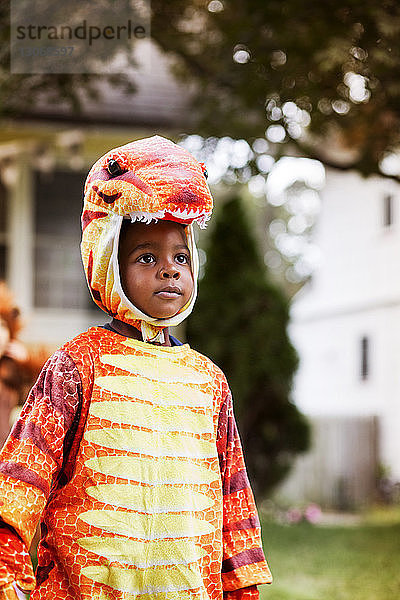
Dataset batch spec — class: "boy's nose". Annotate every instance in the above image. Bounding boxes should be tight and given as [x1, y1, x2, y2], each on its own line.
[160, 266, 180, 279]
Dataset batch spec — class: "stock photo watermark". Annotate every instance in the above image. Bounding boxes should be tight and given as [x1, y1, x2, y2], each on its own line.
[10, 0, 151, 74]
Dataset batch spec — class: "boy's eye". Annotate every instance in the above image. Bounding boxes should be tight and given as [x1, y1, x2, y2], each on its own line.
[176, 253, 190, 265]
[137, 253, 155, 264]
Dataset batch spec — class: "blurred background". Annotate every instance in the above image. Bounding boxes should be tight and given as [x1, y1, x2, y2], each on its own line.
[1, 1, 400, 597]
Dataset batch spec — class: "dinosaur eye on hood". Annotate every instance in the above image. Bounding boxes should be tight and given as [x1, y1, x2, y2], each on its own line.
[107, 159, 126, 178]
[199, 162, 208, 179]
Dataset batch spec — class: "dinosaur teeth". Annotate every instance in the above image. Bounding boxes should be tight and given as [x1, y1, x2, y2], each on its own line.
[127, 209, 211, 227]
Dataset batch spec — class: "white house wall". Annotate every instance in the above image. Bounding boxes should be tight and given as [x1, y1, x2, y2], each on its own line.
[290, 169, 400, 480]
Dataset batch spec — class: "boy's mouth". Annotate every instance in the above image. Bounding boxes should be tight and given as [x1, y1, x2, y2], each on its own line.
[155, 286, 182, 298]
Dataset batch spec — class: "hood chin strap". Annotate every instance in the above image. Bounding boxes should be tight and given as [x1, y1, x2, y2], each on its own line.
[140, 322, 166, 344]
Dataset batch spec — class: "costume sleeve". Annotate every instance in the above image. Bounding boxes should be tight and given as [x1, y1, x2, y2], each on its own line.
[224, 586, 259, 600]
[217, 389, 272, 594]
[0, 525, 36, 597]
[0, 350, 84, 593]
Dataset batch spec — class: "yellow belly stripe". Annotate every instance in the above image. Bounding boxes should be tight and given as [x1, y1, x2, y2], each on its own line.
[85, 455, 218, 485]
[85, 429, 215, 459]
[94, 376, 213, 409]
[81, 563, 202, 594]
[91, 591, 116, 600]
[121, 592, 198, 600]
[89, 401, 212, 434]
[91, 591, 200, 600]
[85, 484, 214, 512]
[100, 354, 211, 384]
[77, 536, 206, 566]
[78, 510, 214, 539]
[91, 591, 112, 600]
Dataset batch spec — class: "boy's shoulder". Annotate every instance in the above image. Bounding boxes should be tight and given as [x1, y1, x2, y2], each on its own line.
[56, 326, 110, 368]
[60, 326, 103, 353]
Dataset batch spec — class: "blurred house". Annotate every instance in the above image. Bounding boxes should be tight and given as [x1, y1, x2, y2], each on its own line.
[0, 40, 190, 349]
[284, 168, 400, 507]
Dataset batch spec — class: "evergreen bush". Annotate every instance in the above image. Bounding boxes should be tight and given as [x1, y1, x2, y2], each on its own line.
[187, 196, 310, 496]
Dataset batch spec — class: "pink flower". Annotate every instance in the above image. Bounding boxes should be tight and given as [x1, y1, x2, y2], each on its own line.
[304, 503, 322, 524]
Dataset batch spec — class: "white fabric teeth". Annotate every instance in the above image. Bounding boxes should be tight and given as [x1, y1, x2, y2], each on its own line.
[129, 211, 165, 224]
[129, 210, 211, 229]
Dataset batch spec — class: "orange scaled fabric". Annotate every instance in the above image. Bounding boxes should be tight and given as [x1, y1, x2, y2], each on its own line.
[0, 528, 35, 596]
[0, 327, 271, 599]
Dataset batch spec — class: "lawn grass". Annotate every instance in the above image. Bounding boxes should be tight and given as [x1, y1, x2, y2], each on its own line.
[259, 512, 400, 600]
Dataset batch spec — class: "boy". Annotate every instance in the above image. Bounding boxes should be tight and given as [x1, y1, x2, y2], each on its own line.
[0, 136, 272, 599]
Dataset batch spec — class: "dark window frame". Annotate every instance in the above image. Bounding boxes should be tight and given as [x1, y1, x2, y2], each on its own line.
[33, 169, 96, 311]
[360, 336, 369, 381]
[383, 194, 394, 228]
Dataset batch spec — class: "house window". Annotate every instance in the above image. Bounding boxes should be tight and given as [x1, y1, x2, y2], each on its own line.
[34, 169, 94, 310]
[383, 194, 394, 227]
[0, 181, 8, 280]
[360, 336, 369, 381]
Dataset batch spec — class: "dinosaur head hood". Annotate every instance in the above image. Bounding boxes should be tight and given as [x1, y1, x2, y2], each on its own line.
[81, 135, 213, 342]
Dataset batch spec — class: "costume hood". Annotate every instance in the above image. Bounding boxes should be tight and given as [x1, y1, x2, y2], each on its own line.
[81, 136, 213, 342]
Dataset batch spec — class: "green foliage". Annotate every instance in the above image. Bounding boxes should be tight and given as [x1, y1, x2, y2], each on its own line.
[151, 0, 400, 179]
[2, 0, 400, 178]
[187, 196, 309, 495]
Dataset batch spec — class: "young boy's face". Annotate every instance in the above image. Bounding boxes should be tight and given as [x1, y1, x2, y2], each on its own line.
[119, 220, 194, 319]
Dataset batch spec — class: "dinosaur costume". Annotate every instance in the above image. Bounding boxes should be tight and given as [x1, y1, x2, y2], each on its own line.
[0, 137, 272, 600]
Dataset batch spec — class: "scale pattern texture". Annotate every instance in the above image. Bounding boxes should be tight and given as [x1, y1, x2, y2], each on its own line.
[0, 328, 271, 599]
